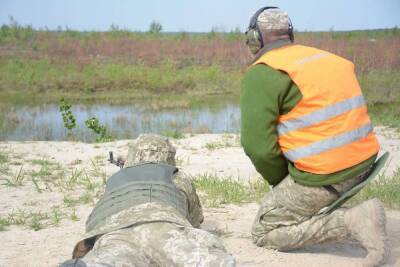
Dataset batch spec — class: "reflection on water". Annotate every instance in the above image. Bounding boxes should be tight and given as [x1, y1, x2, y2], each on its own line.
[0, 100, 240, 141]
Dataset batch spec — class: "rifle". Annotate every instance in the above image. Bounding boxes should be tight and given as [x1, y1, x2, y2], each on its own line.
[108, 151, 125, 168]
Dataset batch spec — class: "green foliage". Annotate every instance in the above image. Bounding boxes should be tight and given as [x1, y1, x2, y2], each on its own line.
[0, 218, 10, 231]
[352, 168, 400, 209]
[2, 166, 25, 186]
[149, 21, 162, 34]
[0, 16, 34, 42]
[193, 174, 270, 207]
[85, 117, 113, 142]
[59, 98, 77, 132]
[162, 129, 185, 139]
[0, 152, 8, 164]
[227, 26, 243, 41]
[30, 213, 43, 231]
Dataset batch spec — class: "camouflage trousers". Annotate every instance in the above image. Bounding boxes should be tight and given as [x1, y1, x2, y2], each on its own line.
[81, 222, 236, 267]
[251, 172, 369, 251]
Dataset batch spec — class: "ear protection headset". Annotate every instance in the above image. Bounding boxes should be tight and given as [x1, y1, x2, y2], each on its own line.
[245, 6, 294, 47]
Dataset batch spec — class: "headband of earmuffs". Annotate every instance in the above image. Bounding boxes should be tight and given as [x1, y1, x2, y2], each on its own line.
[245, 6, 294, 48]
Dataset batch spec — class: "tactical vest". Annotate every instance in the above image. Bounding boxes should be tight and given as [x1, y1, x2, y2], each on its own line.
[86, 163, 188, 232]
[253, 45, 380, 174]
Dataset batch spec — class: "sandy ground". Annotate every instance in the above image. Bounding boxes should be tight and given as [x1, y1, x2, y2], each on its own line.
[0, 128, 399, 267]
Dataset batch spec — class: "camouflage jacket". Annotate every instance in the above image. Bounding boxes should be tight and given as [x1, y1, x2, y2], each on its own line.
[72, 171, 204, 258]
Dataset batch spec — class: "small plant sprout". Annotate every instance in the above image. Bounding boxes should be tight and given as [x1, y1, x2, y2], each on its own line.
[85, 117, 113, 143]
[59, 98, 77, 136]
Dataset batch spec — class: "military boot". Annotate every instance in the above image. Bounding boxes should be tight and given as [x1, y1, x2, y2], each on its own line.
[344, 198, 389, 267]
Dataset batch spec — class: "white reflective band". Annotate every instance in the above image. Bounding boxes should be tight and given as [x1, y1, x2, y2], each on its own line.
[283, 123, 373, 162]
[277, 95, 366, 136]
[294, 52, 329, 65]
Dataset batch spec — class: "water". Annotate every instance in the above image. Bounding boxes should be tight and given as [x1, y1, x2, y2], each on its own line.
[0, 100, 241, 141]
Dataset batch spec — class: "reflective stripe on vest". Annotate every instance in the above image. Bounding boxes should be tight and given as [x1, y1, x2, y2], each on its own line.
[253, 45, 380, 174]
[277, 95, 366, 136]
[283, 123, 373, 162]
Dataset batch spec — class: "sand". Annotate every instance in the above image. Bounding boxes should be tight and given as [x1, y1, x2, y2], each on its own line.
[0, 128, 399, 267]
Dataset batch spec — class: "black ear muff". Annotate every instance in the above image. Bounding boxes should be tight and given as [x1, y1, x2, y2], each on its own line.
[288, 17, 294, 42]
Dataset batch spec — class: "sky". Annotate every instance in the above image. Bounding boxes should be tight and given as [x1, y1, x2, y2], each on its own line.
[0, 0, 399, 32]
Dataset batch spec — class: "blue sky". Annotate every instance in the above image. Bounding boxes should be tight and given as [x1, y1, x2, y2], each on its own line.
[0, 0, 399, 32]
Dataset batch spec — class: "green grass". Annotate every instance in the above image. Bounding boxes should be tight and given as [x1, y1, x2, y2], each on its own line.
[352, 168, 400, 209]
[194, 170, 400, 209]
[162, 129, 185, 139]
[360, 70, 400, 129]
[0, 218, 10, 231]
[193, 174, 270, 207]
[0, 151, 8, 164]
[0, 58, 241, 104]
[0, 151, 9, 175]
[2, 166, 25, 186]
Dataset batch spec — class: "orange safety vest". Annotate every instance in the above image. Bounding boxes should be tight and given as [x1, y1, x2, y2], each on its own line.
[253, 45, 380, 174]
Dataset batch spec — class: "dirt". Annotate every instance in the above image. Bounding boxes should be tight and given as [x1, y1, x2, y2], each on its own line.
[0, 129, 399, 267]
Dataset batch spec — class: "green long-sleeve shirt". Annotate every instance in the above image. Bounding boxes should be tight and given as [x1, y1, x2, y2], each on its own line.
[240, 58, 376, 187]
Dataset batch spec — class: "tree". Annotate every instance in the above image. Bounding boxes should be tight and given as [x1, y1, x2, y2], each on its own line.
[149, 21, 162, 34]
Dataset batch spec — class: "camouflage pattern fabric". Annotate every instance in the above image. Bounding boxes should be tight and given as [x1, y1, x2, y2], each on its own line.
[82, 222, 235, 267]
[257, 9, 290, 31]
[72, 171, 204, 258]
[251, 172, 368, 250]
[246, 8, 291, 56]
[68, 134, 235, 266]
[125, 134, 176, 166]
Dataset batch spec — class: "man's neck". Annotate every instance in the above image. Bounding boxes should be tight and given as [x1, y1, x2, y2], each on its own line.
[252, 39, 292, 64]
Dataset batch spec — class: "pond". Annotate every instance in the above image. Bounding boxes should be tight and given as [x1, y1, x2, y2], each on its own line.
[0, 99, 241, 141]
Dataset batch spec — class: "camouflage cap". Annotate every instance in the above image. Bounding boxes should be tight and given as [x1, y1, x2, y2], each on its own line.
[125, 134, 176, 166]
[257, 8, 290, 31]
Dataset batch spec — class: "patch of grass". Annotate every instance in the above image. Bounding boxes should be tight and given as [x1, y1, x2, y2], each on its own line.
[0, 151, 9, 164]
[50, 207, 63, 226]
[2, 166, 25, 186]
[30, 213, 44, 231]
[31, 176, 43, 193]
[194, 169, 400, 209]
[0, 59, 241, 104]
[0, 218, 10, 231]
[7, 210, 28, 225]
[205, 142, 218, 151]
[162, 129, 185, 139]
[193, 174, 269, 207]
[31, 159, 57, 166]
[0, 151, 9, 175]
[70, 209, 79, 221]
[352, 168, 400, 209]
[6, 208, 72, 230]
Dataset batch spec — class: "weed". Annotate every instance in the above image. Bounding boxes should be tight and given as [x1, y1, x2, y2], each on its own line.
[7, 210, 28, 225]
[31, 176, 43, 193]
[31, 159, 57, 166]
[88, 159, 106, 185]
[30, 214, 43, 231]
[70, 209, 79, 221]
[85, 117, 113, 142]
[162, 129, 185, 139]
[352, 168, 400, 209]
[59, 98, 77, 134]
[2, 166, 25, 186]
[0, 218, 10, 231]
[193, 174, 268, 207]
[205, 143, 218, 151]
[31, 165, 52, 180]
[0, 151, 8, 164]
[51, 207, 63, 226]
